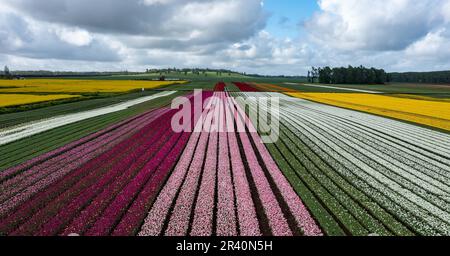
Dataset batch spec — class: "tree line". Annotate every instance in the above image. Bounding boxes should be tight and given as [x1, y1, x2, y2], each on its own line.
[388, 71, 450, 84]
[308, 66, 387, 84]
[146, 68, 240, 77]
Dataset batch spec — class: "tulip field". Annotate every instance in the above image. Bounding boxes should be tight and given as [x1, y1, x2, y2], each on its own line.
[233, 91, 450, 236]
[0, 81, 449, 236]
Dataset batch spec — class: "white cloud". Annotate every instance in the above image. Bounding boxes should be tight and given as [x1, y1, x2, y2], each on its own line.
[306, 0, 448, 51]
[55, 28, 93, 47]
[405, 28, 450, 59]
[1, 0, 450, 74]
[0, 11, 121, 62]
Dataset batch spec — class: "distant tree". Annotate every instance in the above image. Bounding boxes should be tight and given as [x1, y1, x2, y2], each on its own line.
[309, 67, 320, 83]
[4, 66, 12, 79]
[318, 67, 332, 84]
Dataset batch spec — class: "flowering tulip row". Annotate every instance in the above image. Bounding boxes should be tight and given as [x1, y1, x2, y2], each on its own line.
[233, 82, 260, 92]
[138, 92, 322, 236]
[214, 82, 226, 92]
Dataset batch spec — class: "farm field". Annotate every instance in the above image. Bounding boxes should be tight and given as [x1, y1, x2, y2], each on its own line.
[287, 92, 450, 132]
[0, 79, 449, 237]
[0, 94, 80, 108]
[0, 79, 185, 94]
[233, 92, 450, 236]
[278, 82, 450, 95]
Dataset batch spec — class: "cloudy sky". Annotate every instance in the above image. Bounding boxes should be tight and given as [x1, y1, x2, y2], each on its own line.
[1, 0, 450, 75]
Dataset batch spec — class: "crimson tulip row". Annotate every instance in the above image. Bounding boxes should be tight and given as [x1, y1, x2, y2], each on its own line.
[233, 82, 260, 92]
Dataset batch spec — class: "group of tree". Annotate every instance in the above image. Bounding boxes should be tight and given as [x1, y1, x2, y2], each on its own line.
[146, 68, 239, 77]
[388, 71, 450, 84]
[0, 66, 13, 79]
[308, 66, 387, 84]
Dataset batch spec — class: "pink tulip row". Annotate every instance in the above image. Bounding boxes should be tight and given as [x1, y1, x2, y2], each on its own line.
[163, 95, 219, 236]
[110, 94, 208, 236]
[225, 95, 293, 236]
[138, 92, 322, 236]
[138, 93, 264, 236]
[17, 111, 176, 236]
[0, 109, 170, 235]
[217, 94, 261, 236]
[189, 119, 219, 236]
[0, 109, 165, 205]
[138, 93, 216, 236]
[229, 96, 323, 236]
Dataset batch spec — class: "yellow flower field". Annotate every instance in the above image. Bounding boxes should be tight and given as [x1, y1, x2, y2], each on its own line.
[0, 94, 80, 108]
[0, 79, 185, 94]
[287, 92, 450, 131]
[251, 83, 297, 92]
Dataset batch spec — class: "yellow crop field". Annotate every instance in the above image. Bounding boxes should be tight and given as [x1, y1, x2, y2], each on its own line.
[288, 92, 450, 131]
[252, 83, 296, 92]
[0, 79, 185, 94]
[0, 94, 80, 108]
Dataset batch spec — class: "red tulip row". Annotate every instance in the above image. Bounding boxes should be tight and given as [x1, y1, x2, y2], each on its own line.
[214, 82, 226, 92]
[233, 82, 260, 92]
